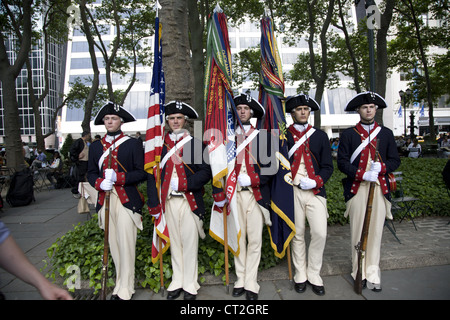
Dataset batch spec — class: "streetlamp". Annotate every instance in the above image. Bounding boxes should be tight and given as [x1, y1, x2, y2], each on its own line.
[399, 88, 412, 137]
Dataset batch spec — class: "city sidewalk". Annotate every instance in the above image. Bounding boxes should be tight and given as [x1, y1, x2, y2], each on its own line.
[1, 188, 449, 300]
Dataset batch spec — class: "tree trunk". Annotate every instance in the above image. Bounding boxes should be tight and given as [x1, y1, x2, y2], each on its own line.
[375, 0, 395, 125]
[306, 0, 335, 128]
[0, 73, 25, 169]
[160, 0, 194, 105]
[79, 0, 100, 134]
[407, 0, 435, 140]
[187, 0, 204, 119]
[0, 0, 33, 170]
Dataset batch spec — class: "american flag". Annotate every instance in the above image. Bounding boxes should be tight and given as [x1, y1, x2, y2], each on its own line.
[144, 16, 169, 264]
[144, 16, 165, 175]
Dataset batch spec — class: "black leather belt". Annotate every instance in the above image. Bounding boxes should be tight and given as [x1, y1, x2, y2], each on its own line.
[170, 191, 184, 197]
[240, 187, 250, 191]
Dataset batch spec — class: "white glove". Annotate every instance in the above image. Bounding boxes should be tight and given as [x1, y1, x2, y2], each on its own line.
[363, 170, 378, 182]
[104, 168, 117, 182]
[214, 199, 228, 208]
[370, 160, 382, 173]
[170, 178, 179, 191]
[100, 179, 114, 191]
[299, 177, 317, 190]
[238, 174, 251, 187]
[151, 212, 161, 220]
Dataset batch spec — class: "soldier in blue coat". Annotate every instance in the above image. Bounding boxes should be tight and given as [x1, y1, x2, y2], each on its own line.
[147, 101, 211, 300]
[213, 94, 276, 300]
[337, 92, 400, 292]
[87, 102, 147, 300]
[285, 94, 333, 296]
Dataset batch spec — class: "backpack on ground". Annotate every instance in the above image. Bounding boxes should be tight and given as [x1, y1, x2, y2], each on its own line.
[6, 168, 35, 207]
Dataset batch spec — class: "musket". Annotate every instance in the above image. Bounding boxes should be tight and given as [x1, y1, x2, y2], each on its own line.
[354, 140, 380, 294]
[100, 149, 112, 300]
[223, 203, 229, 294]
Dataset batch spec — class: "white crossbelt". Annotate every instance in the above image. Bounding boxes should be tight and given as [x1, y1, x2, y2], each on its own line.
[160, 135, 193, 170]
[350, 126, 381, 163]
[235, 129, 259, 156]
[98, 136, 130, 170]
[288, 128, 316, 158]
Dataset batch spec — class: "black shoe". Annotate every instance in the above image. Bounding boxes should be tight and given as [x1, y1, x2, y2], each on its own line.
[167, 288, 182, 300]
[246, 290, 258, 300]
[362, 279, 382, 292]
[294, 281, 307, 293]
[311, 284, 325, 296]
[184, 291, 197, 300]
[110, 294, 123, 300]
[232, 287, 245, 297]
[308, 281, 325, 296]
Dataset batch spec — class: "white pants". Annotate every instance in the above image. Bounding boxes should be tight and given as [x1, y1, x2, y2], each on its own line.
[165, 196, 203, 295]
[98, 190, 142, 300]
[234, 190, 264, 294]
[291, 187, 328, 286]
[345, 181, 391, 286]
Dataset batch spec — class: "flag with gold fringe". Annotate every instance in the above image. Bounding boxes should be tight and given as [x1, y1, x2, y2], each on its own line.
[258, 16, 295, 258]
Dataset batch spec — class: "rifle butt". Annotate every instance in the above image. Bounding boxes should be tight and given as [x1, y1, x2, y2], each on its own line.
[354, 250, 363, 294]
[100, 265, 108, 300]
[354, 270, 363, 294]
[100, 190, 111, 300]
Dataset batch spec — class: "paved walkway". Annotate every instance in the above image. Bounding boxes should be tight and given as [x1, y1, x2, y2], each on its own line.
[1, 188, 450, 301]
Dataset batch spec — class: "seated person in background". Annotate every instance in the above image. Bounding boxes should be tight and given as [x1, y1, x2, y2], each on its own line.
[30, 149, 47, 170]
[407, 138, 421, 158]
[46, 152, 62, 188]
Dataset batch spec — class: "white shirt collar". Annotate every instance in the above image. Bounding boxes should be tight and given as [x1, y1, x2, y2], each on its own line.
[293, 123, 309, 132]
[361, 122, 375, 133]
[105, 134, 121, 144]
[169, 129, 189, 142]
[236, 124, 251, 134]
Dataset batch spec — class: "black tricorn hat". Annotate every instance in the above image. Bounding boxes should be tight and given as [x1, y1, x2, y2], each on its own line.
[165, 101, 198, 119]
[233, 93, 265, 119]
[93, 101, 136, 125]
[285, 94, 320, 113]
[344, 91, 387, 112]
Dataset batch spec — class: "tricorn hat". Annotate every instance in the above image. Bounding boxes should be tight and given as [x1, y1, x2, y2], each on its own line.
[165, 101, 198, 119]
[93, 101, 136, 125]
[344, 91, 387, 112]
[234, 93, 265, 119]
[285, 94, 320, 113]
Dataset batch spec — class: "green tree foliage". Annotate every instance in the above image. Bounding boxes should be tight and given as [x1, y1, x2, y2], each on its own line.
[390, 0, 449, 139]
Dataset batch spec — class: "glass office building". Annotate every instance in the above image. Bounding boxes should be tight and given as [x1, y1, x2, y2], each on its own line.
[0, 34, 66, 148]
